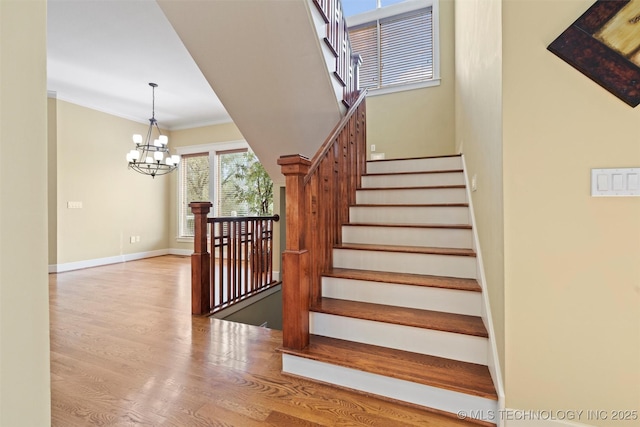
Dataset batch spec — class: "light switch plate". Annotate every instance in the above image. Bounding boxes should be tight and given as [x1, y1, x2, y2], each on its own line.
[591, 168, 640, 197]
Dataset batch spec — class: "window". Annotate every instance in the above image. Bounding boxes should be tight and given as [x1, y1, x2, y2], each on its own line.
[177, 142, 273, 239]
[346, 0, 438, 92]
[179, 153, 210, 237]
[217, 150, 250, 217]
[342, 0, 408, 17]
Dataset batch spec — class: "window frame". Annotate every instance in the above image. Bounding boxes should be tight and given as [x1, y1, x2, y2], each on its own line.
[346, 0, 440, 96]
[175, 140, 249, 242]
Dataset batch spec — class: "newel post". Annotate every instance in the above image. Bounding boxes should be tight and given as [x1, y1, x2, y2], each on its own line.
[189, 202, 212, 315]
[277, 155, 311, 350]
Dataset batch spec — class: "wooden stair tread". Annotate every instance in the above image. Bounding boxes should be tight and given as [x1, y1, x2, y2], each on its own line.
[336, 243, 477, 257]
[363, 169, 463, 177]
[324, 268, 481, 292]
[311, 298, 488, 338]
[279, 335, 497, 400]
[358, 185, 466, 191]
[367, 154, 462, 162]
[344, 222, 472, 230]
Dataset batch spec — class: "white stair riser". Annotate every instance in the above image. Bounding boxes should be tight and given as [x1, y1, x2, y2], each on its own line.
[356, 187, 467, 205]
[282, 355, 498, 424]
[350, 206, 470, 225]
[310, 312, 488, 365]
[342, 225, 473, 249]
[333, 249, 477, 279]
[322, 277, 482, 316]
[367, 156, 462, 174]
[362, 172, 465, 188]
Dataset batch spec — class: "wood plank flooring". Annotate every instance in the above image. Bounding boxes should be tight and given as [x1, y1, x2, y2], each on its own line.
[50, 255, 481, 426]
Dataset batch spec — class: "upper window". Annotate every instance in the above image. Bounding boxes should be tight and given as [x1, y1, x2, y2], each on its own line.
[346, 0, 438, 93]
[342, 0, 408, 17]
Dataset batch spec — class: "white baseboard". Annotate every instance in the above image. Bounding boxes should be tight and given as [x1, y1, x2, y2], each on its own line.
[168, 248, 192, 256]
[461, 154, 506, 417]
[50, 249, 170, 273]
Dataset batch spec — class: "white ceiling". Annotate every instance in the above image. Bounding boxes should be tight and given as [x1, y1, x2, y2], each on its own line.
[47, 0, 230, 130]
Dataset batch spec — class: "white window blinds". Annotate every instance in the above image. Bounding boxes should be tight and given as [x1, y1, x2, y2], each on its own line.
[217, 149, 249, 217]
[350, 24, 379, 89]
[179, 153, 209, 237]
[349, 7, 433, 90]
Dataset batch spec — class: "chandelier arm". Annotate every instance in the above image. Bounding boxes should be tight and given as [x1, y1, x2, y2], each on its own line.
[153, 120, 164, 137]
[146, 120, 154, 146]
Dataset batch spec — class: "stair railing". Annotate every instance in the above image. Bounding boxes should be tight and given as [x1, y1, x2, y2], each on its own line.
[190, 201, 280, 315]
[312, 0, 362, 107]
[278, 89, 367, 349]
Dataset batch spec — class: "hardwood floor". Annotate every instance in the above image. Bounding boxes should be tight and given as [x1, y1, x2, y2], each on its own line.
[50, 255, 480, 426]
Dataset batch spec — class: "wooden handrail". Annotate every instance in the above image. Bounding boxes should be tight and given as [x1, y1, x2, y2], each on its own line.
[278, 91, 367, 350]
[305, 89, 368, 183]
[190, 201, 280, 315]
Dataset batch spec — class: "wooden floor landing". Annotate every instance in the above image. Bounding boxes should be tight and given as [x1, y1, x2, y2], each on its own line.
[50, 255, 480, 426]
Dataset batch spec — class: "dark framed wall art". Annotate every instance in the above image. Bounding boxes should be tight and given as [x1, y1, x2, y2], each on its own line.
[548, 0, 640, 107]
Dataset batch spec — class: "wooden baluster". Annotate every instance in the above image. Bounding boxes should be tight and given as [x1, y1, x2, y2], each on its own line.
[242, 219, 249, 293]
[278, 155, 311, 350]
[189, 202, 212, 315]
[235, 221, 240, 301]
[216, 222, 225, 305]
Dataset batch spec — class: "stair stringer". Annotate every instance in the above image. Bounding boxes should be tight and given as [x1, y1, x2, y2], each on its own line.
[461, 154, 506, 425]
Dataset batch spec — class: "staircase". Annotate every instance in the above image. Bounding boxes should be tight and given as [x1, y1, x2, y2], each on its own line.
[280, 154, 498, 424]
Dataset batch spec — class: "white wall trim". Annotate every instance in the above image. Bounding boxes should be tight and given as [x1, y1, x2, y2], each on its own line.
[168, 248, 192, 256]
[174, 139, 248, 156]
[50, 249, 170, 273]
[461, 154, 506, 425]
[366, 78, 442, 97]
[168, 116, 234, 131]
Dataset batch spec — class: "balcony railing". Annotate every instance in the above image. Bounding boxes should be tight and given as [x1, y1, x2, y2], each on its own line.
[313, 0, 362, 108]
[189, 202, 280, 315]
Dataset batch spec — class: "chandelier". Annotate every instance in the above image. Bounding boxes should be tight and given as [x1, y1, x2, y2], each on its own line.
[126, 83, 179, 178]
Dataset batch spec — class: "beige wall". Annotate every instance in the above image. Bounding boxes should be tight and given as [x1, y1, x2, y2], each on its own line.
[454, 0, 505, 384]
[502, 0, 640, 422]
[0, 0, 51, 425]
[366, 0, 456, 159]
[54, 100, 170, 264]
